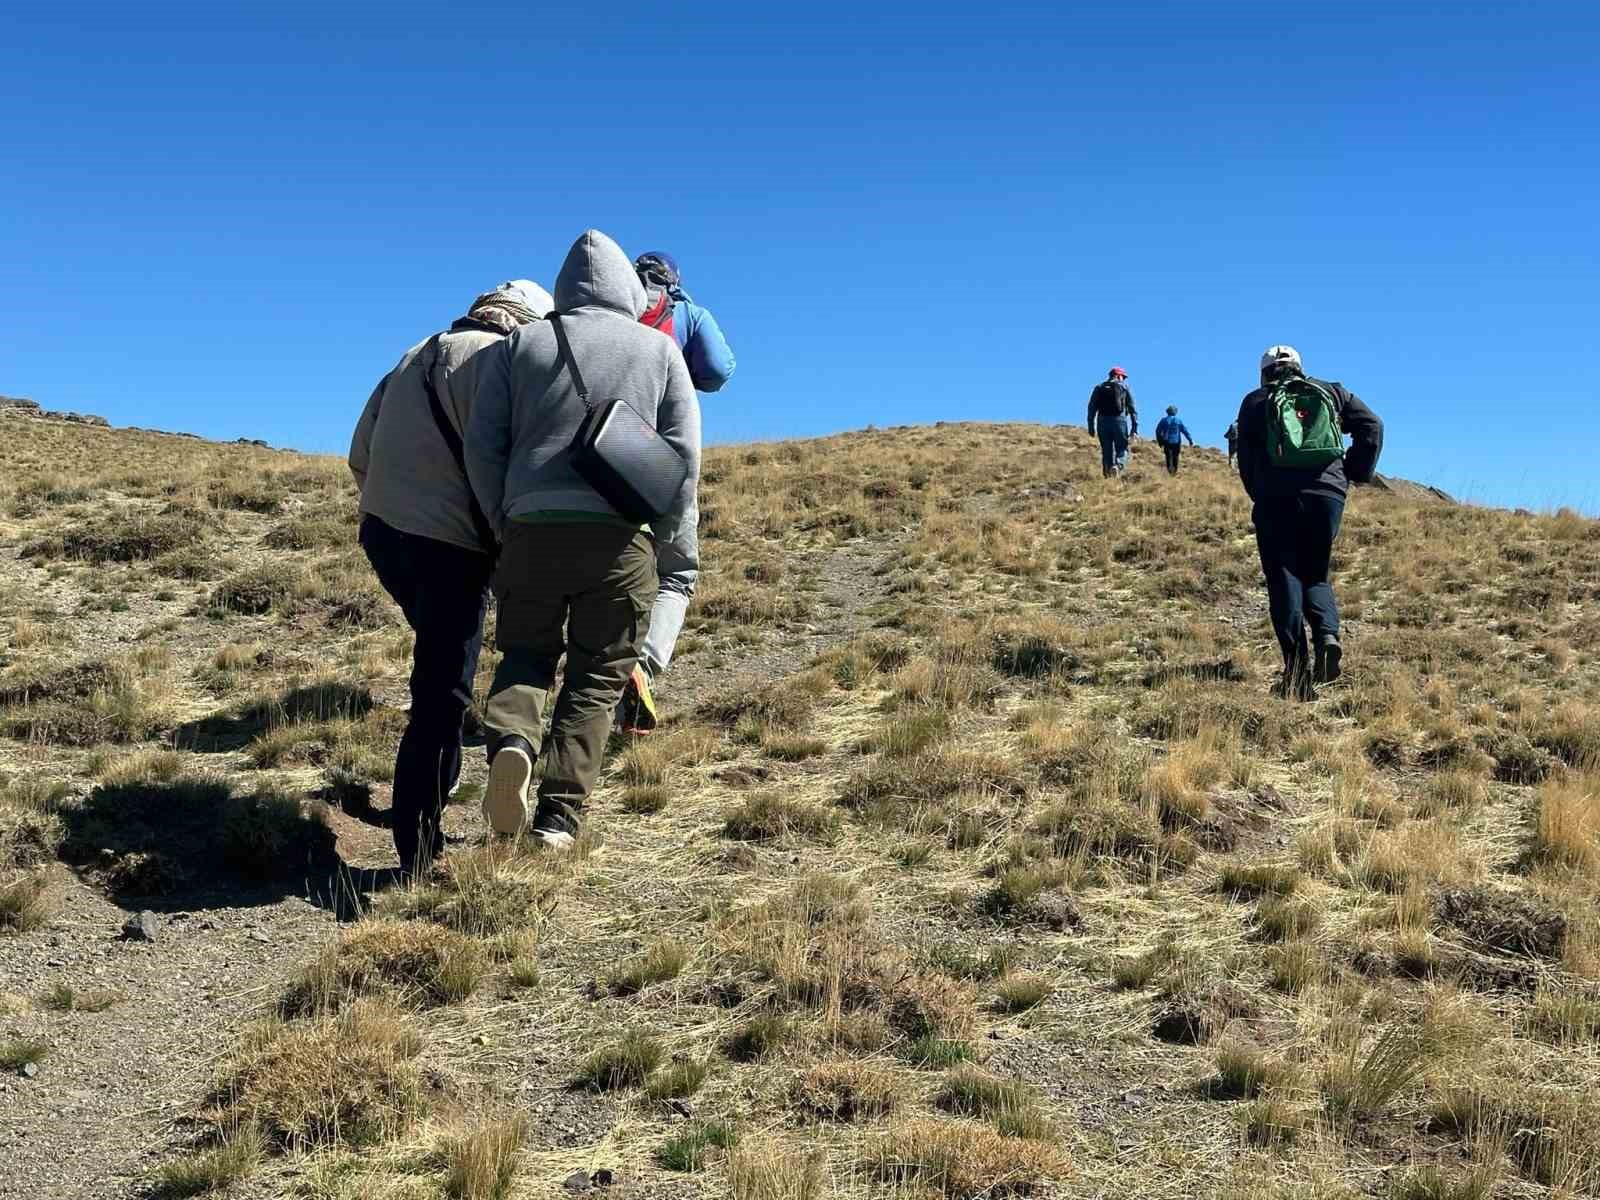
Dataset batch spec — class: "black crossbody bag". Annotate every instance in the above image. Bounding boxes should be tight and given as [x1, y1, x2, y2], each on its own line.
[417, 337, 499, 560]
[548, 312, 689, 524]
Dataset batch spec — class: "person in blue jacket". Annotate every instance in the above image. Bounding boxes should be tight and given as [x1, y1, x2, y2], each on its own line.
[1154, 405, 1195, 475]
[618, 251, 737, 732]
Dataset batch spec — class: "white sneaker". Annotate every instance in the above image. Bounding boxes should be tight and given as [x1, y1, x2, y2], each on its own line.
[482, 745, 532, 836]
[531, 828, 576, 851]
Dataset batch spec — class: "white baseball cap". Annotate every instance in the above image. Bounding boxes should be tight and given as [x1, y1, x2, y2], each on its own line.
[1260, 345, 1303, 373]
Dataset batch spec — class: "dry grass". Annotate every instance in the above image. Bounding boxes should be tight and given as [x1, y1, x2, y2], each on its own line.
[207, 1001, 427, 1151]
[6, 418, 1600, 1198]
[726, 1140, 825, 1200]
[575, 1030, 664, 1090]
[867, 1120, 1066, 1197]
[792, 1060, 901, 1120]
[607, 938, 689, 995]
[1533, 773, 1599, 870]
[149, 1125, 264, 1198]
[438, 1114, 528, 1200]
[282, 921, 487, 1014]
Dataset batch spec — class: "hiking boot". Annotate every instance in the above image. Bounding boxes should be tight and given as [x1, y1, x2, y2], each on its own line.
[483, 736, 534, 836]
[1314, 636, 1343, 685]
[617, 664, 659, 735]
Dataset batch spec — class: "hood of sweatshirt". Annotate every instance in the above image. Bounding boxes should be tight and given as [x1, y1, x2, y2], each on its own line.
[554, 230, 647, 319]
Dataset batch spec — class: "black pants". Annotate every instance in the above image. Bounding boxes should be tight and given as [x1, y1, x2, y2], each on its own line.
[359, 515, 493, 872]
[1163, 443, 1182, 474]
[1252, 494, 1344, 669]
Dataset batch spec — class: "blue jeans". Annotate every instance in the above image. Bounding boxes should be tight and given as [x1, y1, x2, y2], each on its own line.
[1096, 416, 1130, 475]
[359, 515, 492, 872]
[638, 494, 700, 679]
[1252, 494, 1345, 669]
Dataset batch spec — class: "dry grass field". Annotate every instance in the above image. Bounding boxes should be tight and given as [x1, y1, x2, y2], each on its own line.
[2, 410, 1598, 1200]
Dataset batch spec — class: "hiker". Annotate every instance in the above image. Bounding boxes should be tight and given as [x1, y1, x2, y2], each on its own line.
[1225, 421, 1239, 469]
[348, 280, 553, 873]
[618, 251, 737, 732]
[1234, 345, 1383, 700]
[1087, 366, 1138, 476]
[465, 230, 701, 849]
[1155, 405, 1195, 475]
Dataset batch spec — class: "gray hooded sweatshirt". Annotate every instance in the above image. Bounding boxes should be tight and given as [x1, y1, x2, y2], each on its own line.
[349, 279, 553, 553]
[465, 231, 701, 570]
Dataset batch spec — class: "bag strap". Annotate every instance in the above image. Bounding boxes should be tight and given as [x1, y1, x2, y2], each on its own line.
[547, 313, 593, 413]
[418, 336, 498, 556]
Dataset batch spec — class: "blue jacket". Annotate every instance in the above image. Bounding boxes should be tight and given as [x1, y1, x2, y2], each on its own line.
[656, 287, 735, 393]
[1155, 415, 1193, 446]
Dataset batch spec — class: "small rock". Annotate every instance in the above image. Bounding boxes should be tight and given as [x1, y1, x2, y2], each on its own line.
[563, 1170, 592, 1193]
[21, 1062, 39, 1079]
[471, 1034, 488, 1046]
[120, 912, 160, 942]
[248, 931, 271, 944]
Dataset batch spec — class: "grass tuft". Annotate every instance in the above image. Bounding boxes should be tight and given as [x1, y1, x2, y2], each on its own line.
[575, 1030, 664, 1090]
[608, 939, 689, 996]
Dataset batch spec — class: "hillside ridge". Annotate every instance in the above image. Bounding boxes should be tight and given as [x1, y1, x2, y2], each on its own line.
[1, 415, 1597, 1200]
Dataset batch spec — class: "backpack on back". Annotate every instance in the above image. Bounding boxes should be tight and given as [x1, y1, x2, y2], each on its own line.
[1092, 381, 1129, 418]
[640, 288, 675, 340]
[1267, 377, 1344, 468]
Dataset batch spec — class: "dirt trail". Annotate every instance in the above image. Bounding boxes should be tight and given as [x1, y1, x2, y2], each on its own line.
[0, 535, 906, 1200]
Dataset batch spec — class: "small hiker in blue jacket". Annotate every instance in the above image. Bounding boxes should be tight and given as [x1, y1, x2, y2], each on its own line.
[1154, 406, 1195, 475]
[619, 251, 738, 734]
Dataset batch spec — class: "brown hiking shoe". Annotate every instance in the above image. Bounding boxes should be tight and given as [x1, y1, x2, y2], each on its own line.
[618, 665, 659, 735]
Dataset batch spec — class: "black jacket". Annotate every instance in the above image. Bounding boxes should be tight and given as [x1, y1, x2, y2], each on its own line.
[1236, 376, 1383, 504]
[1087, 381, 1138, 434]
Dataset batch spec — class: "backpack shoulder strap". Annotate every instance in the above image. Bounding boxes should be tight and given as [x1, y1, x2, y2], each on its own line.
[418, 336, 498, 556]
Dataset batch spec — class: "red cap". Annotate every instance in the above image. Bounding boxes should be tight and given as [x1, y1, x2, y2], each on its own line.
[1110, 366, 1127, 378]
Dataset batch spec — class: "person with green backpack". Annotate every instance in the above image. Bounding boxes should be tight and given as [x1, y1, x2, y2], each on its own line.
[1234, 345, 1383, 700]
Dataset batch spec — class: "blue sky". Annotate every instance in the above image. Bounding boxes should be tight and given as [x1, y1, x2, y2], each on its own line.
[2, 2, 1596, 510]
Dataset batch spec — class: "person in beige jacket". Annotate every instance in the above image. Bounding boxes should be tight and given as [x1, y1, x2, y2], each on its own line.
[348, 279, 552, 875]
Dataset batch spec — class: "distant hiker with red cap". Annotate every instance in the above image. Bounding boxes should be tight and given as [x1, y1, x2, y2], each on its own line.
[1234, 345, 1383, 700]
[1088, 366, 1138, 477]
[618, 250, 737, 734]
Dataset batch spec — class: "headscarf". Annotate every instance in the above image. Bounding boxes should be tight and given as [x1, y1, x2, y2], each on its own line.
[451, 279, 553, 336]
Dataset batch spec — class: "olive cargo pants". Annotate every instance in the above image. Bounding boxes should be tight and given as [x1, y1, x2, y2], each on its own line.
[484, 521, 657, 833]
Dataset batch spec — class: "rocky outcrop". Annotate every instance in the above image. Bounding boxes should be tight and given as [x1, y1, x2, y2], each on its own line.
[1, 395, 110, 428]
[1369, 474, 1456, 504]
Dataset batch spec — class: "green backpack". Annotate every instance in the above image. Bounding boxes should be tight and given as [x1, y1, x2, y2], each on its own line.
[1267, 377, 1344, 469]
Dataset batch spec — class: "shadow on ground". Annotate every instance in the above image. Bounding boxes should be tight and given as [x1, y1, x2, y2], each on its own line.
[60, 776, 340, 911]
[172, 681, 375, 753]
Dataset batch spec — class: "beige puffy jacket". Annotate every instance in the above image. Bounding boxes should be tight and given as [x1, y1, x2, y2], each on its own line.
[349, 281, 552, 552]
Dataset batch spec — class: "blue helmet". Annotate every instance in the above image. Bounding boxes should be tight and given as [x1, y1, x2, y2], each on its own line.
[634, 251, 680, 289]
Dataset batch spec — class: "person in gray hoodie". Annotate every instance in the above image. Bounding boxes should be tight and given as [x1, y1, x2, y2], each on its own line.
[466, 231, 701, 849]
[349, 279, 553, 874]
